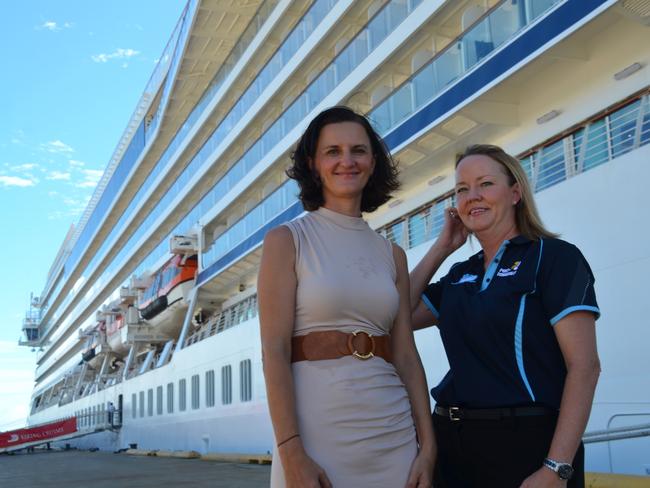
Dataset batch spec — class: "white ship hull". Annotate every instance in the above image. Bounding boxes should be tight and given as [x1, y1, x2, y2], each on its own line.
[21, 0, 650, 478]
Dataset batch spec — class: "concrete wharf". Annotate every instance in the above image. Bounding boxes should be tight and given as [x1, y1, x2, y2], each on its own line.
[0, 449, 270, 488]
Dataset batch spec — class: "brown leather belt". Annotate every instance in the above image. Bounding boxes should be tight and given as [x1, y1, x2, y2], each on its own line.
[291, 330, 392, 363]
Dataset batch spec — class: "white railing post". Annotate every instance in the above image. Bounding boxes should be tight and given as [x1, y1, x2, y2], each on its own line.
[632, 94, 648, 150]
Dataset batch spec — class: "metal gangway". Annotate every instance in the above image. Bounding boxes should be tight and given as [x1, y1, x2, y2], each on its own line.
[0, 409, 122, 454]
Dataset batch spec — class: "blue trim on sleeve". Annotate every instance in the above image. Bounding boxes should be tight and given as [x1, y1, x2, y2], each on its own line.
[421, 293, 439, 320]
[550, 305, 601, 326]
[513, 239, 544, 402]
[481, 240, 509, 291]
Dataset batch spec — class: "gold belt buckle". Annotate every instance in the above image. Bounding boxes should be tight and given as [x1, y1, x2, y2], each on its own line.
[348, 330, 375, 360]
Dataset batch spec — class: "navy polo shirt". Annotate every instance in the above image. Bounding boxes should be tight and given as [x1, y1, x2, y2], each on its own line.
[422, 236, 599, 409]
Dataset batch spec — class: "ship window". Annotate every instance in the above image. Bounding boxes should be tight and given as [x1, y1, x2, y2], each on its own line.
[642, 97, 650, 144]
[610, 99, 641, 159]
[132, 394, 137, 419]
[157, 386, 163, 415]
[191, 374, 200, 410]
[206, 370, 215, 407]
[147, 388, 154, 417]
[222, 365, 232, 405]
[525, 0, 558, 21]
[139, 391, 145, 418]
[535, 139, 566, 191]
[167, 382, 174, 414]
[179, 378, 187, 411]
[92, 406, 96, 426]
[240, 359, 252, 402]
[581, 118, 608, 171]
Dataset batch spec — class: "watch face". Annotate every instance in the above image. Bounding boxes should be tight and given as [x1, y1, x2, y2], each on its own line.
[557, 464, 574, 480]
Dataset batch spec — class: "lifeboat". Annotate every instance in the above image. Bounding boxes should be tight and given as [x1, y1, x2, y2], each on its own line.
[80, 321, 106, 369]
[105, 312, 128, 356]
[137, 254, 197, 336]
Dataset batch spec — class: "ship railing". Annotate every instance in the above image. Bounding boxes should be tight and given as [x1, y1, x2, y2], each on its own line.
[368, 0, 563, 135]
[583, 422, 650, 444]
[184, 294, 259, 347]
[75, 406, 122, 432]
[33, 0, 286, 341]
[378, 92, 650, 249]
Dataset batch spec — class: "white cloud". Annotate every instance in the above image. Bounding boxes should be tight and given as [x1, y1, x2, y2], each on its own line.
[42, 140, 74, 154]
[68, 159, 85, 167]
[40, 21, 72, 32]
[76, 168, 103, 188]
[10, 129, 26, 145]
[42, 21, 59, 31]
[46, 171, 71, 181]
[0, 175, 36, 187]
[10, 163, 39, 172]
[92, 48, 140, 64]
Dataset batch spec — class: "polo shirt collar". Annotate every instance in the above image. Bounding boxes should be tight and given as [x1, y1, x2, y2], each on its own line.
[467, 235, 532, 291]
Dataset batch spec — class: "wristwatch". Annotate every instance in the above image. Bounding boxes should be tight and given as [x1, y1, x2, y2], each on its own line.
[543, 458, 574, 480]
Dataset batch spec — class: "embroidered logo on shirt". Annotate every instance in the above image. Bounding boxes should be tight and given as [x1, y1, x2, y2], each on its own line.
[452, 273, 478, 285]
[496, 260, 521, 277]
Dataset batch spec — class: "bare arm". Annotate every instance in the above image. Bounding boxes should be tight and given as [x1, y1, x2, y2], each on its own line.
[520, 311, 600, 487]
[391, 244, 436, 488]
[258, 226, 331, 488]
[409, 207, 469, 329]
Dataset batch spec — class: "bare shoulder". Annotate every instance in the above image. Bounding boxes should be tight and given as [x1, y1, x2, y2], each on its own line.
[264, 225, 293, 245]
[390, 242, 407, 266]
[390, 242, 409, 277]
[261, 225, 295, 264]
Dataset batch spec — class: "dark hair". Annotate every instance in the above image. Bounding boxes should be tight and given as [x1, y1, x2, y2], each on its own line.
[287, 106, 399, 213]
[456, 144, 558, 240]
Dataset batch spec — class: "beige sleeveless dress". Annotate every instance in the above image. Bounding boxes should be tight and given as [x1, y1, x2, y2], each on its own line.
[270, 207, 417, 488]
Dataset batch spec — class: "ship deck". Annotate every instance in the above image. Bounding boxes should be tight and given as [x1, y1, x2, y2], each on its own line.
[0, 449, 270, 488]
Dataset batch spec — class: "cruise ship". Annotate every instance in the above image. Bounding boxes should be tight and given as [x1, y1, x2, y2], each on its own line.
[12, 0, 650, 477]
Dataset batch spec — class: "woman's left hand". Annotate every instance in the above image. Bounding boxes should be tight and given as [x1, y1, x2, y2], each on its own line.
[519, 467, 567, 487]
[405, 449, 434, 488]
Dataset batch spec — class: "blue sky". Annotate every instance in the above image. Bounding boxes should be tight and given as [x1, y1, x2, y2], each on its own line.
[0, 1, 185, 430]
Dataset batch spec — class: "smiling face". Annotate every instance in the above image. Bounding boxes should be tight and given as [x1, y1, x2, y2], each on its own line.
[454, 154, 521, 238]
[312, 121, 375, 212]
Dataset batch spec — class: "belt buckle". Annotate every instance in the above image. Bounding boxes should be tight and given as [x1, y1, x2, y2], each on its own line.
[348, 330, 375, 360]
[449, 406, 461, 422]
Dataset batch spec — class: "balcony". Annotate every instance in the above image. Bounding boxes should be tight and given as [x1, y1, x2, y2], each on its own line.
[19, 315, 41, 347]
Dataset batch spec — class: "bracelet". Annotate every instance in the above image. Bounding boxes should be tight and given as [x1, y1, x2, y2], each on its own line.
[277, 433, 300, 448]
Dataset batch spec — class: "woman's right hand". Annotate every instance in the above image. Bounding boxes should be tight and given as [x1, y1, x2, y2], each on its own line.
[435, 207, 468, 254]
[281, 441, 333, 488]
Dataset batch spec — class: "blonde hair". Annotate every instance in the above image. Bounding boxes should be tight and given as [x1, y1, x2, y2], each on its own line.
[456, 144, 558, 240]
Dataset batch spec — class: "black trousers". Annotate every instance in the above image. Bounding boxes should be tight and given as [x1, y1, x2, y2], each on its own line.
[433, 410, 585, 488]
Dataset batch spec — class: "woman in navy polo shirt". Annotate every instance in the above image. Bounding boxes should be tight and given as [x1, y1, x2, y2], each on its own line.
[410, 144, 600, 487]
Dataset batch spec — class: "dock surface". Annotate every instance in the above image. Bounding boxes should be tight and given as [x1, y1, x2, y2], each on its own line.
[0, 449, 270, 487]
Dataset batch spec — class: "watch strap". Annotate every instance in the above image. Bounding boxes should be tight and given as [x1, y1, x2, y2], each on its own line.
[543, 458, 574, 480]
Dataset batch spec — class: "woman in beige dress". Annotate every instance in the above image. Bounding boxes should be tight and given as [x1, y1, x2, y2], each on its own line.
[258, 106, 434, 488]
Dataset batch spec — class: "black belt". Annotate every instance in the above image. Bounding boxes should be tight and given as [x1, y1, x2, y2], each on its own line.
[434, 405, 557, 422]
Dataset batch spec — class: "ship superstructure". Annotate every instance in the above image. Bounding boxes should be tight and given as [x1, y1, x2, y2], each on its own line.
[18, 0, 650, 475]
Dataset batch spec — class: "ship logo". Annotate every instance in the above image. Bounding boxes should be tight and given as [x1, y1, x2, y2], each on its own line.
[452, 273, 478, 285]
[497, 260, 521, 277]
[8, 434, 19, 443]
